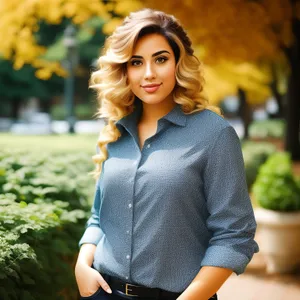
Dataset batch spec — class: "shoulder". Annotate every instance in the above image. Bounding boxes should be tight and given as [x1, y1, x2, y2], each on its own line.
[184, 110, 243, 160]
[182, 108, 241, 152]
[186, 109, 233, 136]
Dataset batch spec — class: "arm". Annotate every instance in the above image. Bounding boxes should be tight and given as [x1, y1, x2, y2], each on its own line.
[75, 244, 112, 296]
[78, 182, 104, 247]
[177, 266, 232, 300]
[200, 126, 258, 274]
[76, 243, 96, 267]
[180, 126, 258, 299]
[75, 179, 112, 295]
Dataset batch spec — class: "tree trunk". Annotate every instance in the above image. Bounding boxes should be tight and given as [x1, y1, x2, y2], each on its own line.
[238, 88, 252, 140]
[40, 98, 51, 114]
[269, 63, 283, 118]
[11, 97, 22, 120]
[283, 15, 300, 160]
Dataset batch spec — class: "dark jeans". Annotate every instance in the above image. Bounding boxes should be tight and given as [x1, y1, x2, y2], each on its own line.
[80, 288, 127, 300]
[80, 288, 218, 300]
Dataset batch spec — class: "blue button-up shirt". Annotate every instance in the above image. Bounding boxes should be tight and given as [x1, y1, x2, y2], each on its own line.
[79, 101, 259, 293]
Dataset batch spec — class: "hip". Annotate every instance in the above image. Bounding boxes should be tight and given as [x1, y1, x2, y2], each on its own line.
[80, 273, 218, 300]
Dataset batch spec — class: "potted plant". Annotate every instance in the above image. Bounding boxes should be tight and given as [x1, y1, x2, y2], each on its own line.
[252, 152, 300, 274]
[242, 141, 276, 188]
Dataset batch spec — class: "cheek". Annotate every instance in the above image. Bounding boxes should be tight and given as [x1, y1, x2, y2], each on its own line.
[162, 63, 176, 78]
[127, 68, 140, 85]
[164, 66, 176, 87]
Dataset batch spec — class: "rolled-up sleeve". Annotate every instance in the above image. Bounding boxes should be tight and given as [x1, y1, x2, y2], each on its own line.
[201, 126, 259, 274]
[79, 181, 104, 247]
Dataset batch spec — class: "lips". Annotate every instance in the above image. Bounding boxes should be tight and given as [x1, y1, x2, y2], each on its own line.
[141, 83, 161, 93]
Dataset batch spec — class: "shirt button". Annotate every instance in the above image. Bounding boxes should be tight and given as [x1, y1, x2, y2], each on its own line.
[126, 276, 129, 280]
[128, 203, 132, 208]
[126, 230, 130, 234]
[126, 255, 130, 260]
[147, 144, 151, 149]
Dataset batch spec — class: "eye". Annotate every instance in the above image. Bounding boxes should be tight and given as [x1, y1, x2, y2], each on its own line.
[130, 60, 142, 66]
[156, 56, 168, 64]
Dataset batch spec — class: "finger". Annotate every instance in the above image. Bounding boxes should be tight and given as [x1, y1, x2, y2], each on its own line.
[97, 275, 112, 294]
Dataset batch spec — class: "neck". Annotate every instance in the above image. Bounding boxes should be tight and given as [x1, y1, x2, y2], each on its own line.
[140, 99, 176, 124]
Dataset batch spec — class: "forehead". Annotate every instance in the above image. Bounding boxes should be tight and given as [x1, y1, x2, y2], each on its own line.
[132, 33, 173, 55]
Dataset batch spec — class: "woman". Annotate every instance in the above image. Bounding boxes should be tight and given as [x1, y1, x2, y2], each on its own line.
[75, 8, 259, 300]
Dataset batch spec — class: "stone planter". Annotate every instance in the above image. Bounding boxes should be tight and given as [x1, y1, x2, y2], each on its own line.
[255, 208, 300, 274]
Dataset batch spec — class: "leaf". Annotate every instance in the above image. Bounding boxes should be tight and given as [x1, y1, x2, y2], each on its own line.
[19, 201, 27, 208]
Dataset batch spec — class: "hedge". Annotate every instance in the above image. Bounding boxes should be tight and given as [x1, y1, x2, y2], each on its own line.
[249, 119, 285, 139]
[0, 149, 95, 300]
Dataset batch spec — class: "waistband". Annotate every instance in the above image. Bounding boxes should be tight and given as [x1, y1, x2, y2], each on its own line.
[104, 274, 217, 299]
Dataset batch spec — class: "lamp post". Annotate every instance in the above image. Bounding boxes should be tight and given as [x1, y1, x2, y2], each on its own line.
[63, 24, 78, 134]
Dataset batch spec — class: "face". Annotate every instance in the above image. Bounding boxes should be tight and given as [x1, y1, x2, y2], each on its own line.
[127, 33, 176, 106]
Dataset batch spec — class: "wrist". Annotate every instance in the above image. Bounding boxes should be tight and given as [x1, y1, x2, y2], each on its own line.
[75, 260, 91, 273]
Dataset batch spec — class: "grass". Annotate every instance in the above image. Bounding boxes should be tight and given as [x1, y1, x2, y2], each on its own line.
[0, 133, 98, 154]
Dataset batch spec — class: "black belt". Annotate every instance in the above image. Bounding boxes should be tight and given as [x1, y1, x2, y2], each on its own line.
[105, 274, 217, 299]
[107, 275, 180, 299]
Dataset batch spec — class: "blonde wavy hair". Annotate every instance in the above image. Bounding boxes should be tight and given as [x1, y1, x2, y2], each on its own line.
[90, 8, 221, 178]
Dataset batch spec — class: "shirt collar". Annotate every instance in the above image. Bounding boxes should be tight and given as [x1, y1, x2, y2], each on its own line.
[116, 99, 143, 130]
[116, 99, 187, 129]
[161, 103, 187, 127]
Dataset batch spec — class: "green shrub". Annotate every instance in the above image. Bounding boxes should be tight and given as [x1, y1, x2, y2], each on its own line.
[249, 119, 285, 139]
[0, 149, 96, 299]
[75, 103, 96, 120]
[242, 141, 276, 188]
[252, 152, 300, 211]
[0, 150, 94, 207]
[0, 194, 86, 300]
[50, 104, 67, 120]
[50, 103, 96, 120]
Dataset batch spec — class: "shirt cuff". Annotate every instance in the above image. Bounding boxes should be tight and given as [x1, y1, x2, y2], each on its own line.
[78, 226, 104, 247]
[200, 245, 250, 275]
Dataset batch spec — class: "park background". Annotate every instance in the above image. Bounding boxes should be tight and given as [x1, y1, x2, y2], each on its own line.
[0, 0, 300, 299]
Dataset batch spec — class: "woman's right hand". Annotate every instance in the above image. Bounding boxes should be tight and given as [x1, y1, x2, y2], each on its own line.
[75, 262, 112, 297]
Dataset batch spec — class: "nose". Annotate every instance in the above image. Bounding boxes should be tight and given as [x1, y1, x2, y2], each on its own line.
[144, 62, 156, 80]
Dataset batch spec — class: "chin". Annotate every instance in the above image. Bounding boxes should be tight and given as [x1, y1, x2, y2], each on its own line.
[138, 95, 169, 105]
[140, 99, 166, 105]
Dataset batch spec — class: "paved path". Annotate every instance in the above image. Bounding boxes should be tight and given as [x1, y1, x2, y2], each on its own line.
[218, 271, 300, 300]
[217, 250, 300, 300]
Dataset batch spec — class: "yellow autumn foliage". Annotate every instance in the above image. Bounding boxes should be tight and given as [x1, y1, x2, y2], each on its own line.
[203, 61, 272, 105]
[0, 0, 292, 108]
[102, 18, 124, 35]
[145, 0, 295, 103]
[146, 0, 295, 62]
[0, 0, 141, 79]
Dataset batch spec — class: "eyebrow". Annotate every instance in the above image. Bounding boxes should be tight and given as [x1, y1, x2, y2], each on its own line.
[131, 50, 170, 59]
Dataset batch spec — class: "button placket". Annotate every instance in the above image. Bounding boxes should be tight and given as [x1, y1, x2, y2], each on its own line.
[126, 152, 141, 279]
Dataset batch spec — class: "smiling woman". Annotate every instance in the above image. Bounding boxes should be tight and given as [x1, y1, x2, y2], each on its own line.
[127, 34, 176, 111]
[75, 8, 259, 300]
